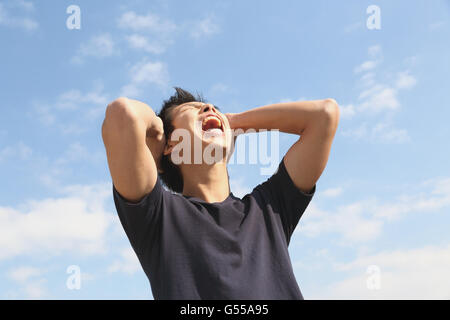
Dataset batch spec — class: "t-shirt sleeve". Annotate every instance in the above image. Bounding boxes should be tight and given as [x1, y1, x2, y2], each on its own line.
[112, 175, 165, 256]
[252, 156, 316, 245]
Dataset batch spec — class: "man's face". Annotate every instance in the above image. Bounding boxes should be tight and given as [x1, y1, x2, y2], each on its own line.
[165, 101, 234, 163]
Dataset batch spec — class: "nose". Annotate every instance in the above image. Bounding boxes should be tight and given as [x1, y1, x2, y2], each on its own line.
[201, 103, 217, 114]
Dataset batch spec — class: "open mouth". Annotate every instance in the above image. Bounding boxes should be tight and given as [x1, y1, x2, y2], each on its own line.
[201, 115, 224, 134]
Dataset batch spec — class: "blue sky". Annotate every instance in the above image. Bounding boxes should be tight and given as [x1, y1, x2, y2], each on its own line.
[1, 0, 449, 299]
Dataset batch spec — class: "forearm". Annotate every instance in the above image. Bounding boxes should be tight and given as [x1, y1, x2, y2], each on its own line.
[229, 99, 338, 135]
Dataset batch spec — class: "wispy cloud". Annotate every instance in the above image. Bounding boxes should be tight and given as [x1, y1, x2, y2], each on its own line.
[107, 247, 141, 275]
[320, 187, 344, 198]
[118, 11, 176, 55]
[125, 34, 167, 54]
[341, 118, 410, 144]
[297, 176, 450, 243]
[345, 45, 417, 117]
[0, 141, 32, 162]
[120, 59, 169, 97]
[54, 142, 105, 167]
[0, 2, 38, 31]
[31, 84, 109, 134]
[117, 11, 220, 54]
[315, 243, 450, 299]
[189, 14, 220, 39]
[340, 45, 417, 143]
[395, 71, 417, 89]
[71, 33, 116, 64]
[9, 266, 43, 283]
[9, 0, 35, 12]
[118, 11, 176, 34]
[7, 265, 49, 298]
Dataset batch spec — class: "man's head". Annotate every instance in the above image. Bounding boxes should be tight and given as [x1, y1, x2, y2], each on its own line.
[157, 87, 233, 193]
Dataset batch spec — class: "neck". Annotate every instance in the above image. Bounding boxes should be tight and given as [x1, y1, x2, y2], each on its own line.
[181, 161, 230, 203]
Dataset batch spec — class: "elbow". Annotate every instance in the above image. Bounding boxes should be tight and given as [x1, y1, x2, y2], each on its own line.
[104, 97, 137, 123]
[321, 98, 340, 130]
[102, 97, 135, 137]
[105, 97, 130, 118]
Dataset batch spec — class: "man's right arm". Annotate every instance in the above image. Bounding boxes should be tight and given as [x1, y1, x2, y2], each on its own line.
[101, 97, 165, 203]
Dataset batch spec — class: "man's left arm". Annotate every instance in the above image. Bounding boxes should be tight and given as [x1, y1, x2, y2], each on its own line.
[226, 99, 340, 193]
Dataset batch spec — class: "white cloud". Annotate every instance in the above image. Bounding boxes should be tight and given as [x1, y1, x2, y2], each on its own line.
[351, 46, 404, 114]
[318, 244, 450, 299]
[0, 3, 38, 31]
[0, 182, 114, 261]
[31, 84, 109, 133]
[298, 176, 450, 243]
[72, 34, 116, 64]
[320, 187, 343, 198]
[11, 0, 34, 11]
[368, 45, 382, 59]
[359, 72, 376, 87]
[8, 266, 48, 299]
[0, 141, 32, 162]
[107, 247, 141, 275]
[374, 177, 450, 221]
[341, 45, 417, 143]
[120, 59, 169, 97]
[117, 11, 220, 54]
[342, 118, 410, 143]
[354, 46, 382, 74]
[359, 86, 400, 113]
[345, 45, 416, 116]
[300, 201, 383, 243]
[117, 11, 176, 55]
[8, 266, 43, 283]
[189, 15, 220, 39]
[371, 120, 410, 143]
[125, 34, 167, 54]
[56, 88, 108, 112]
[54, 142, 105, 166]
[339, 104, 356, 119]
[354, 60, 378, 74]
[23, 278, 48, 299]
[395, 71, 417, 89]
[118, 11, 176, 34]
[340, 122, 368, 140]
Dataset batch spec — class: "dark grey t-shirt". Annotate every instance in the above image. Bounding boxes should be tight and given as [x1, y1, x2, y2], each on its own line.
[112, 157, 315, 300]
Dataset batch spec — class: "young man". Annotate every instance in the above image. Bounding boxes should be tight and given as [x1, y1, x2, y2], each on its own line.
[101, 87, 339, 299]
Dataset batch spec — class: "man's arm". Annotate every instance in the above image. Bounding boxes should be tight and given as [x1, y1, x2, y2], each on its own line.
[226, 99, 340, 193]
[101, 97, 165, 203]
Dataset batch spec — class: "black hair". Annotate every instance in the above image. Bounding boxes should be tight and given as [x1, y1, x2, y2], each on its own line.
[157, 87, 206, 193]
